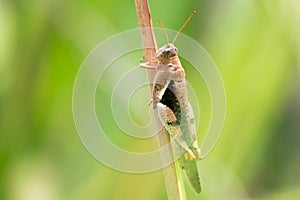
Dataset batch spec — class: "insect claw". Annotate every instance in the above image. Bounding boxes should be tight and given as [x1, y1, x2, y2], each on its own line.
[140, 56, 146, 63]
[148, 99, 153, 106]
[148, 99, 158, 109]
[194, 147, 202, 160]
[185, 149, 196, 160]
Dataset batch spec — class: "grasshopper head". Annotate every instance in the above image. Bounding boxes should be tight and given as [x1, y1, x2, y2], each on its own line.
[155, 11, 195, 62]
[155, 43, 178, 61]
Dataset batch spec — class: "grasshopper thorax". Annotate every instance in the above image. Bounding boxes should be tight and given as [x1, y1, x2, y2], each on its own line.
[155, 43, 178, 62]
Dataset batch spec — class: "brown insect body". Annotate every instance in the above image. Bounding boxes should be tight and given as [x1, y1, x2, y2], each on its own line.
[141, 44, 202, 193]
[152, 43, 201, 160]
[140, 12, 202, 193]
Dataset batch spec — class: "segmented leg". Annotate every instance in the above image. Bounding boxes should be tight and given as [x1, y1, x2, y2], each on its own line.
[187, 102, 202, 159]
[139, 62, 157, 69]
[156, 102, 196, 160]
[151, 70, 169, 109]
[140, 62, 170, 109]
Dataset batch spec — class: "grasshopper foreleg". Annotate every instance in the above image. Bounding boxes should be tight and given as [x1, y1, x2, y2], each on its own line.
[139, 59, 157, 70]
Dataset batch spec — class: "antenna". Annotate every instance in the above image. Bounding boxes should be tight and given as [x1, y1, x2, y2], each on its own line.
[157, 18, 169, 43]
[172, 10, 196, 44]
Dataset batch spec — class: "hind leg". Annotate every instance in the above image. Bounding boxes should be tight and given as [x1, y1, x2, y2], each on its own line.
[186, 102, 202, 159]
[156, 102, 196, 160]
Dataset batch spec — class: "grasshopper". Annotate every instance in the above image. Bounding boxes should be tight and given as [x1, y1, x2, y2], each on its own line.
[140, 11, 202, 193]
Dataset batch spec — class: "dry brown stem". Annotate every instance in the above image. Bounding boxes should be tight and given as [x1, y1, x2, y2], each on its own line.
[134, 0, 184, 199]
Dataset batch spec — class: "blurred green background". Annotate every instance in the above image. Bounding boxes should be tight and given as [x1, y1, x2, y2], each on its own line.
[1, 0, 300, 199]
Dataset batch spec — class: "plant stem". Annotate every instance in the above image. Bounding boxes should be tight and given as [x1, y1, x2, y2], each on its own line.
[134, 1, 185, 199]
